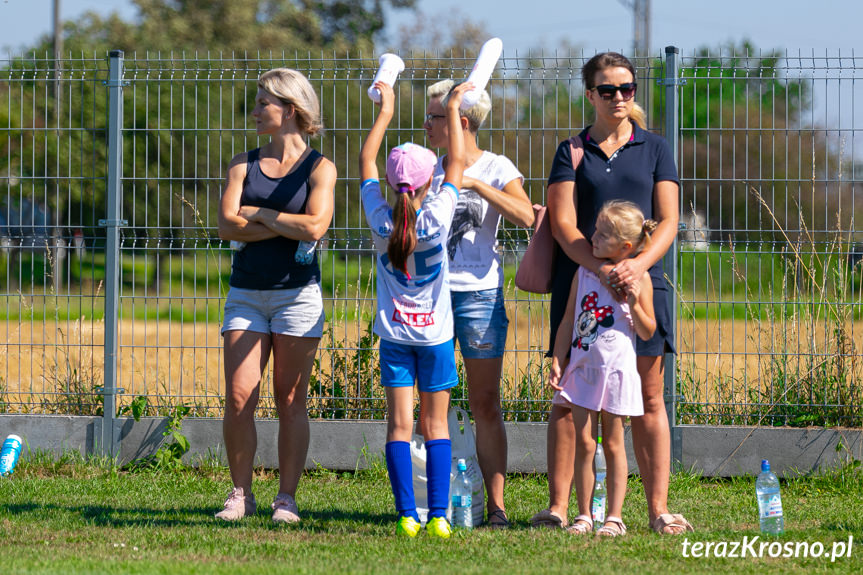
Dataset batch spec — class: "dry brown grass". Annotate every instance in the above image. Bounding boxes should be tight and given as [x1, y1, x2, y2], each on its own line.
[2, 300, 860, 418]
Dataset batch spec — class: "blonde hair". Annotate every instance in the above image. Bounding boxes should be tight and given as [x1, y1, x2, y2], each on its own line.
[427, 79, 491, 132]
[257, 68, 324, 136]
[597, 200, 657, 254]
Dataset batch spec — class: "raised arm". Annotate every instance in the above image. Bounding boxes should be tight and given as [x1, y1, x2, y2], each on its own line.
[218, 152, 279, 242]
[441, 82, 475, 190]
[359, 81, 395, 183]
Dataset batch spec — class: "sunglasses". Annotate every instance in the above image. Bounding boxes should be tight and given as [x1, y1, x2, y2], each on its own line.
[425, 113, 446, 122]
[592, 82, 638, 101]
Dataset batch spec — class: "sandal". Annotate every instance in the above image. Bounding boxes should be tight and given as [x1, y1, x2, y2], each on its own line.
[596, 516, 627, 538]
[650, 513, 694, 535]
[487, 509, 511, 529]
[565, 514, 593, 535]
[529, 508, 567, 529]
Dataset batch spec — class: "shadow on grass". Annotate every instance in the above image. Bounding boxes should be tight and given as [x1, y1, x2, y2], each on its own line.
[0, 502, 392, 529]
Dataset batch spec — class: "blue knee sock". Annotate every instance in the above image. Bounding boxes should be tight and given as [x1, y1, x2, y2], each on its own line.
[385, 441, 418, 522]
[425, 438, 452, 519]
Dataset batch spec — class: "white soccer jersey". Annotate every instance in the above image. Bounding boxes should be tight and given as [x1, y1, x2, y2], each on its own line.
[361, 179, 459, 345]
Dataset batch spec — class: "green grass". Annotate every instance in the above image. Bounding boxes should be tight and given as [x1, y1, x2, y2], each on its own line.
[677, 244, 863, 320]
[1, 455, 861, 574]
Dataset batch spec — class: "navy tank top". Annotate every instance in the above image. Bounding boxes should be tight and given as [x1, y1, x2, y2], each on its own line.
[229, 147, 323, 290]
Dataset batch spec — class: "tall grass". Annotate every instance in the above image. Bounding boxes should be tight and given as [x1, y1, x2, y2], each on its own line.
[676, 187, 863, 427]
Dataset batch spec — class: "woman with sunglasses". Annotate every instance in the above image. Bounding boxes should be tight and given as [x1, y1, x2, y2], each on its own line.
[531, 52, 694, 535]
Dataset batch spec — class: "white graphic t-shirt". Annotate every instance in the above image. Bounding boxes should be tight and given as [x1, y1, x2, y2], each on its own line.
[432, 151, 523, 291]
[361, 179, 459, 346]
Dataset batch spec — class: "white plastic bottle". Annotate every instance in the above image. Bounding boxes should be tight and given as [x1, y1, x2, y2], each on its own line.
[0, 434, 23, 476]
[367, 53, 405, 103]
[451, 458, 473, 529]
[294, 240, 317, 265]
[591, 436, 607, 529]
[756, 459, 784, 535]
[461, 37, 503, 110]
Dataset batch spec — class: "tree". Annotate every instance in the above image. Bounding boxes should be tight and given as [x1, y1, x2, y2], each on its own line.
[1, 0, 416, 292]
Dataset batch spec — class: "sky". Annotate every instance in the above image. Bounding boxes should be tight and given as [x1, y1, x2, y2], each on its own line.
[0, 0, 859, 55]
[1, 0, 860, 135]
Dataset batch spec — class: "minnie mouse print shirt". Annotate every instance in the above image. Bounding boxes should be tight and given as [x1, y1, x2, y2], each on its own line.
[557, 267, 643, 416]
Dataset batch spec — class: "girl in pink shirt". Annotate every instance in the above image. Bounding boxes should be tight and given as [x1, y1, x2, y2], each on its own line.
[548, 200, 658, 537]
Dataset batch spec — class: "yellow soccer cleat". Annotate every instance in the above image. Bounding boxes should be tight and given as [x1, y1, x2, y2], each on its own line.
[426, 517, 452, 539]
[396, 515, 422, 538]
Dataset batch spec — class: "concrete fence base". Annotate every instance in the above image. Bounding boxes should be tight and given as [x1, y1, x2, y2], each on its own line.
[1, 415, 860, 477]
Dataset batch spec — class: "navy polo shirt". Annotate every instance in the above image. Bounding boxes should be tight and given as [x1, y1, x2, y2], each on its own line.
[547, 120, 679, 286]
[546, 121, 679, 355]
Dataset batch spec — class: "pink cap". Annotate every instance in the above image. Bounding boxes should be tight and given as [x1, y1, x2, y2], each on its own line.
[386, 143, 437, 192]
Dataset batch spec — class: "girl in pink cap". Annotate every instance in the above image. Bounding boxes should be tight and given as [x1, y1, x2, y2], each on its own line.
[359, 79, 473, 538]
[547, 199, 658, 538]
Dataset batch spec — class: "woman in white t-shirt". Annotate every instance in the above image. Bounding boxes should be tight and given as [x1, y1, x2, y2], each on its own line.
[424, 79, 535, 528]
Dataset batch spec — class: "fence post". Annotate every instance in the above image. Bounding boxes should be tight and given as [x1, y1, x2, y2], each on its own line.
[97, 50, 126, 457]
[662, 46, 682, 467]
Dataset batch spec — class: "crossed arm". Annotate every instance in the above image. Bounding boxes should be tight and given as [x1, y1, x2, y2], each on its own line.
[218, 152, 336, 243]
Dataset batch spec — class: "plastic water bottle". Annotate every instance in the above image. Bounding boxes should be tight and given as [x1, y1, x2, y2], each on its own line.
[591, 436, 607, 529]
[756, 459, 784, 535]
[295, 240, 317, 265]
[0, 434, 23, 476]
[229, 240, 246, 251]
[461, 38, 503, 109]
[367, 53, 405, 103]
[451, 458, 473, 529]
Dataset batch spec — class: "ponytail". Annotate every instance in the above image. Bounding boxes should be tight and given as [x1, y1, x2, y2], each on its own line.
[388, 190, 418, 276]
[637, 217, 658, 253]
[630, 102, 647, 129]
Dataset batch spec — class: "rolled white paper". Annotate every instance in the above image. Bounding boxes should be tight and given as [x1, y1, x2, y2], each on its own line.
[367, 53, 406, 103]
[461, 37, 503, 109]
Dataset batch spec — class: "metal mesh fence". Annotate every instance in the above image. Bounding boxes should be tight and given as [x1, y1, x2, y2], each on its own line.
[675, 48, 863, 426]
[1, 49, 860, 425]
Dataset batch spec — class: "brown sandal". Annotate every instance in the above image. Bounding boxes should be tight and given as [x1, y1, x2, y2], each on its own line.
[487, 509, 511, 529]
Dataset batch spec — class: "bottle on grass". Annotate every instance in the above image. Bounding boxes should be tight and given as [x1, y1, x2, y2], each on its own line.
[591, 436, 607, 529]
[756, 459, 784, 535]
[0, 434, 23, 476]
[451, 458, 473, 529]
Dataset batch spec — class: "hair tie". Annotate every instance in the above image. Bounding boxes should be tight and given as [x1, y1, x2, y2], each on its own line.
[397, 185, 413, 194]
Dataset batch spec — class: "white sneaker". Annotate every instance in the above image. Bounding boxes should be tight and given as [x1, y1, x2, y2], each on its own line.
[271, 492, 300, 524]
[215, 487, 256, 521]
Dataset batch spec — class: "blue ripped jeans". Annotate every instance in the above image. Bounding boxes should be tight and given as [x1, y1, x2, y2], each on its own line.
[451, 287, 509, 359]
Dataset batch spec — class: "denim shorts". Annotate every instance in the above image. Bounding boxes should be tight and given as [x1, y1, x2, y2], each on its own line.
[451, 287, 509, 359]
[379, 338, 459, 393]
[221, 283, 325, 337]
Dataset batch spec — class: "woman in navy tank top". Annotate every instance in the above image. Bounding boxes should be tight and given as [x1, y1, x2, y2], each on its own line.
[215, 68, 337, 523]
